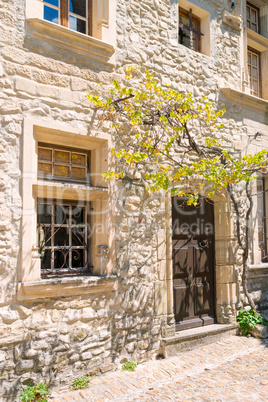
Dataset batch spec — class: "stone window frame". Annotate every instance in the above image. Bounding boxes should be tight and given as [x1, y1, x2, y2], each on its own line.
[18, 118, 117, 300]
[178, 0, 211, 57]
[25, 0, 116, 66]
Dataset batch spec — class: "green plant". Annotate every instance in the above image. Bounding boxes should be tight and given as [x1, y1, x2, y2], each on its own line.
[71, 375, 91, 390]
[121, 361, 137, 372]
[237, 309, 268, 336]
[19, 382, 51, 402]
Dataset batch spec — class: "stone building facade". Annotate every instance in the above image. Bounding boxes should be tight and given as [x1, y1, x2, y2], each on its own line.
[0, 0, 268, 399]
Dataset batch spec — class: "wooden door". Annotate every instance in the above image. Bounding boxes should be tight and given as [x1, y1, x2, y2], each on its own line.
[172, 196, 216, 331]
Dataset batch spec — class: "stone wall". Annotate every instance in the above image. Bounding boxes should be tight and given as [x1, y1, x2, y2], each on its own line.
[0, 0, 268, 399]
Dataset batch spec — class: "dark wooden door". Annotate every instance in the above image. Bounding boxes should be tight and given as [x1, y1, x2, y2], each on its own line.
[172, 196, 216, 331]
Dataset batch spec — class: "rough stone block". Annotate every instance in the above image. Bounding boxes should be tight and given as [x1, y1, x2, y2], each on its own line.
[252, 324, 268, 339]
[15, 77, 36, 95]
[16, 359, 35, 373]
[81, 351, 92, 360]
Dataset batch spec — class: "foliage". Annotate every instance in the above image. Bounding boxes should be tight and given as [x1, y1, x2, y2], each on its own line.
[19, 382, 51, 402]
[88, 66, 267, 205]
[88, 65, 268, 311]
[71, 376, 91, 390]
[121, 360, 137, 372]
[237, 309, 268, 336]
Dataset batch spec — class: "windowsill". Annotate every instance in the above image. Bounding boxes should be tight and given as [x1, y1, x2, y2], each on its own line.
[17, 275, 118, 300]
[248, 264, 268, 279]
[247, 28, 268, 52]
[249, 263, 268, 270]
[177, 43, 211, 59]
[220, 88, 268, 111]
[26, 18, 115, 65]
[33, 182, 108, 201]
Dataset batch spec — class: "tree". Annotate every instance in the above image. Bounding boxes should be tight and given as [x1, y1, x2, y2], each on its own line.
[88, 66, 267, 310]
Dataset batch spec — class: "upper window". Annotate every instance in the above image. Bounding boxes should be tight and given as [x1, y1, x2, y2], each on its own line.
[247, 2, 259, 33]
[179, 8, 203, 52]
[38, 144, 90, 184]
[43, 0, 91, 35]
[247, 48, 261, 97]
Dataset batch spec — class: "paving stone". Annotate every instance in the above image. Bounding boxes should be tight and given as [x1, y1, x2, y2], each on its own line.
[50, 336, 268, 401]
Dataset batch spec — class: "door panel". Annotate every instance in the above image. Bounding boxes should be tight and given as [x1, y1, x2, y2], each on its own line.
[172, 197, 216, 331]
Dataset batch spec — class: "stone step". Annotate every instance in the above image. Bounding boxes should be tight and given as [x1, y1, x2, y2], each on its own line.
[161, 323, 238, 357]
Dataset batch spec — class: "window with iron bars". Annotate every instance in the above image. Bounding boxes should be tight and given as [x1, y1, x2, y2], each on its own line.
[37, 201, 92, 277]
[179, 8, 203, 52]
[42, 0, 92, 35]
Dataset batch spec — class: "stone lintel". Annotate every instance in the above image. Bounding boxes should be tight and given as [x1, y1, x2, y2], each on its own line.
[33, 183, 108, 202]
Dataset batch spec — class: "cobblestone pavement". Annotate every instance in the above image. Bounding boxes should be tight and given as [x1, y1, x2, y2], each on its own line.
[51, 335, 268, 401]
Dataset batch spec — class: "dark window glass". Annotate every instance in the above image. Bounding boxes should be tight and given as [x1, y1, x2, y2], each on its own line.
[70, 0, 87, 18]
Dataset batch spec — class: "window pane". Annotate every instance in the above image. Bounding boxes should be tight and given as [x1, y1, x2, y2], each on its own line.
[41, 249, 51, 269]
[252, 54, 258, 67]
[179, 13, 199, 51]
[72, 166, 86, 179]
[72, 228, 85, 247]
[69, 0, 87, 18]
[69, 15, 86, 34]
[54, 227, 69, 246]
[252, 9, 257, 23]
[39, 148, 52, 161]
[72, 153, 86, 166]
[71, 206, 85, 225]
[38, 204, 52, 224]
[44, 5, 59, 24]
[72, 249, 84, 268]
[54, 204, 69, 225]
[38, 162, 53, 175]
[54, 250, 69, 269]
[55, 164, 71, 177]
[44, 0, 59, 6]
[55, 150, 70, 163]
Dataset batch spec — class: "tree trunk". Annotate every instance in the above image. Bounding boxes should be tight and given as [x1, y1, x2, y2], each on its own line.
[228, 183, 257, 311]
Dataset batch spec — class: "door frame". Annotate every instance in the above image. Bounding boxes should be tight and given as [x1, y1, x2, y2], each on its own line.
[172, 196, 216, 331]
[162, 191, 238, 337]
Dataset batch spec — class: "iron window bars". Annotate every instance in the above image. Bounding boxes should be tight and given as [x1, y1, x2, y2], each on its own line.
[37, 201, 92, 277]
[179, 8, 203, 52]
[42, 0, 92, 36]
